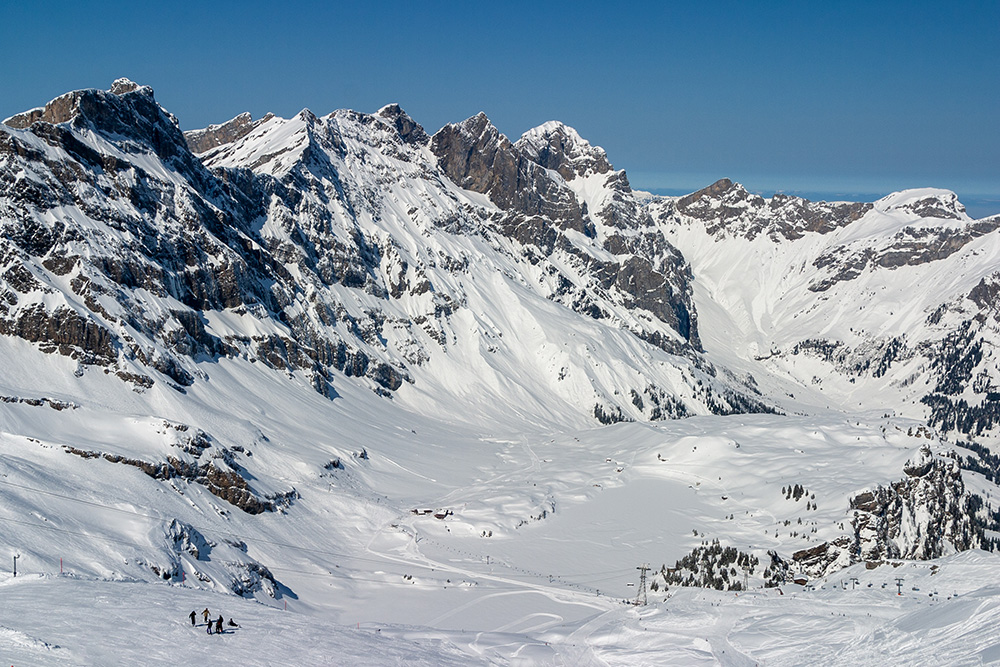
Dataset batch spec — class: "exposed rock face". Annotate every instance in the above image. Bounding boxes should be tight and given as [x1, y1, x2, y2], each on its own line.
[514, 121, 612, 181]
[0, 80, 411, 396]
[0, 305, 116, 365]
[109, 77, 142, 95]
[376, 104, 429, 145]
[809, 217, 1000, 292]
[673, 178, 872, 241]
[431, 113, 591, 235]
[161, 518, 287, 598]
[850, 447, 984, 562]
[969, 272, 1000, 312]
[887, 190, 966, 220]
[793, 447, 996, 576]
[430, 112, 703, 351]
[184, 111, 276, 154]
[167, 518, 214, 559]
[63, 443, 294, 515]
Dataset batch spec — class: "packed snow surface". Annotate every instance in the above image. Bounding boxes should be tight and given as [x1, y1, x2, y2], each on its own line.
[3, 553, 1000, 665]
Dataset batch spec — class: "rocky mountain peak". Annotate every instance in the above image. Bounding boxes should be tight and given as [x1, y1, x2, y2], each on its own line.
[668, 178, 873, 241]
[376, 103, 428, 145]
[444, 112, 509, 154]
[674, 178, 764, 232]
[109, 77, 148, 96]
[876, 188, 968, 221]
[4, 79, 158, 131]
[1, 80, 206, 196]
[296, 108, 319, 125]
[903, 444, 936, 477]
[515, 120, 612, 181]
[430, 112, 507, 190]
[677, 178, 749, 209]
[430, 113, 589, 232]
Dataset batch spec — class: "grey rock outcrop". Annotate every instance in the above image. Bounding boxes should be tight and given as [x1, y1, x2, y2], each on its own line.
[672, 178, 872, 241]
[184, 111, 276, 154]
[793, 446, 996, 576]
[431, 113, 591, 235]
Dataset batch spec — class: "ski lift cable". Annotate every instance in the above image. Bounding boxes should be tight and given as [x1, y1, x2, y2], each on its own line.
[0, 479, 420, 568]
[0, 479, 637, 584]
[0, 515, 610, 596]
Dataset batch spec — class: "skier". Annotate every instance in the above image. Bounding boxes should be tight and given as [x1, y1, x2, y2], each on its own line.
[216, 615, 224, 635]
[206, 621, 212, 635]
[189, 610, 196, 626]
[228, 618, 240, 628]
[202, 608, 211, 623]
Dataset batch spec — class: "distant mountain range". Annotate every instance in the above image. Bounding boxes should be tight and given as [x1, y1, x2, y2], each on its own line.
[3, 78, 998, 440]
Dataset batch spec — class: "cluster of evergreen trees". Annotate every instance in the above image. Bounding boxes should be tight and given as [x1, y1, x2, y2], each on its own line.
[782, 484, 815, 506]
[594, 403, 631, 425]
[920, 321, 1000, 437]
[956, 440, 1000, 484]
[654, 539, 759, 591]
[923, 394, 1000, 437]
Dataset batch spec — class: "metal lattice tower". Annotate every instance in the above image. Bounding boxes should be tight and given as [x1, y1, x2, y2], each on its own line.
[636, 563, 649, 605]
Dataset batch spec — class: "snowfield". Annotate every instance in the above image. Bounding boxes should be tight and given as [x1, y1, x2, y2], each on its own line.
[3, 552, 1000, 665]
[2, 335, 997, 664]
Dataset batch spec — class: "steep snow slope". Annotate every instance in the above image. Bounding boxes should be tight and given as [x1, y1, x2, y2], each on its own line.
[0, 80, 770, 441]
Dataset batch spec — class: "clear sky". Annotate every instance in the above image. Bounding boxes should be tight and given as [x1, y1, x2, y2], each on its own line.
[1, 0, 997, 204]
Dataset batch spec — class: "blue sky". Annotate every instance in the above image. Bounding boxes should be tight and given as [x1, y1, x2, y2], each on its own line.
[2, 1, 997, 204]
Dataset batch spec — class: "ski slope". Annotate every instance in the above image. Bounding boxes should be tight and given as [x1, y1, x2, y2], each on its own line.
[3, 551, 1000, 665]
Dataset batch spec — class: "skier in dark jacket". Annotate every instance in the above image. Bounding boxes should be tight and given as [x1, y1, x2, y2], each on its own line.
[216, 616, 224, 634]
[228, 618, 240, 628]
[189, 610, 196, 626]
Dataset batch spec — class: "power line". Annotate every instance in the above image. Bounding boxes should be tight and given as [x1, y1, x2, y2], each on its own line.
[0, 515, 151, 550]
[0, 478, 635, 593]
[0, 478, 415, 568]
[0, 514, 618, 600]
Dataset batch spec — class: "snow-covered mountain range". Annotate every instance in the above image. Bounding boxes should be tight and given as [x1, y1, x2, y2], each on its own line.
[2, 79, 999, 664]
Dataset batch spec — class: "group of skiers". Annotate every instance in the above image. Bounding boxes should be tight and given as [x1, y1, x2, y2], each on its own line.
[188, 608, 240, 635]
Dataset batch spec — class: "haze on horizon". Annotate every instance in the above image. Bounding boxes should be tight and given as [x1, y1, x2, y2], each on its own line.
[1, 0, 996, 208]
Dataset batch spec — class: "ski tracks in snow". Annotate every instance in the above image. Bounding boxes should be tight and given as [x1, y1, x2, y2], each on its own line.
[706, 605, 758, 666]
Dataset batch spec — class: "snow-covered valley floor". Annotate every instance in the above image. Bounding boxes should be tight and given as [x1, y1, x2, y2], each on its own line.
[1, 317, 998, 666]
[2, 346, 999, 665]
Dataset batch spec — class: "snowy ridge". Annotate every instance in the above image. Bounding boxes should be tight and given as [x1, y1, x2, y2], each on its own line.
[650, 180, 1000, 444]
